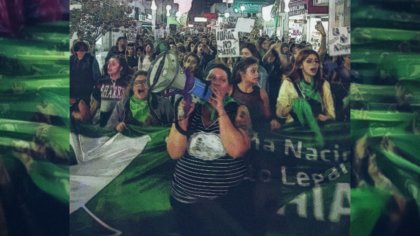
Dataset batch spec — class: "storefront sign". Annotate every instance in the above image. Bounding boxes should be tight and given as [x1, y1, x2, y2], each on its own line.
[313, 0, 329, 5]
[233, 1, 262, 14]
[308, 0, 328, 14]
[289, 3, 307, 16]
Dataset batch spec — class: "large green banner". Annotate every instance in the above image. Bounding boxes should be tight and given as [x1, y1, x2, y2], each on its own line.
[67, 123, 350, 235]
[0, 21, 70, 235]
[250, 123, 350, 235]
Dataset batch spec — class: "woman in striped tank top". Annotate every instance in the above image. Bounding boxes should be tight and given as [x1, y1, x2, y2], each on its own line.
[166, 64, 256, 236]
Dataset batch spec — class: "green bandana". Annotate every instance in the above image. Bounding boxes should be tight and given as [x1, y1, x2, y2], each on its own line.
[129, 96, 150, 123]
[299, 79, 322, 102]
[292, 98, 324, 147]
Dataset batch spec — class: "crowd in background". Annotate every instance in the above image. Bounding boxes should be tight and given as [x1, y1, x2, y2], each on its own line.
[70, 22, 355, 134]
[60, 20, 420, 236]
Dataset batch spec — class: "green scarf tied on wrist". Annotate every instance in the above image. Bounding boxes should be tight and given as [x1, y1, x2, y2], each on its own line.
[129, 96, 150, 123]
[292, 98, 325, 147]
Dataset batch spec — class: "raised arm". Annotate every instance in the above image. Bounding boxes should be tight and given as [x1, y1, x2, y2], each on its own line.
[315, 21, 327, 60]
[210, 87, 251, 158]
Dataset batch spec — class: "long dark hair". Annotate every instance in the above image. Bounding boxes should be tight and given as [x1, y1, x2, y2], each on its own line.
[240, 43, 261, 61]
[287, 49, 324, 95]
[232, 56, 259, 84]
[115, 36, 127, 47]
[72, 41, 89, 53]
[140, 41, 155, 63]
[193, 41, 206, 55]
[103, 54, 130, 81]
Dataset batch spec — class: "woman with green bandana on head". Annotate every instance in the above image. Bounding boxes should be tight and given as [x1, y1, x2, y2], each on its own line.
[105, 70, 174, 132]
[276, 49, 335, 146]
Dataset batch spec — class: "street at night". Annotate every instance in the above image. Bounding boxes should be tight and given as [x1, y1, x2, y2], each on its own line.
[0, 0, 419, 235]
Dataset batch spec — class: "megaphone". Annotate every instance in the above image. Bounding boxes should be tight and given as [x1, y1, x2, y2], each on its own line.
[147, 51, 212, 102]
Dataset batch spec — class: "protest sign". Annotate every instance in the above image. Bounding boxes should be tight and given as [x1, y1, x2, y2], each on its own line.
[216, 28, 240, 57]
[235, 18, 255, 33]
[328, 0, 351, 56]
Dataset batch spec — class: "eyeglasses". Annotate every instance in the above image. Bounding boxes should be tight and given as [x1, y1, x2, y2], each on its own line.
[134, 80, 147, 85]
[304, 59, 320, 64]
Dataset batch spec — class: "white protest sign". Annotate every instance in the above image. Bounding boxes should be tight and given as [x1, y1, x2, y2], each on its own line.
[328, 26, 350, 56]
[216, 28, 240, 58]
[235, 18, 255, 33]
[328, 0, 351, 56]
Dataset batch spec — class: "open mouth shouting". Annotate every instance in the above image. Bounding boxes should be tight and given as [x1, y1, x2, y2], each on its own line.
[133, 76, 148, 100]
[303, 55, 321, 78]
[134, 88, 147, 100]
[310, 67, 318, 74]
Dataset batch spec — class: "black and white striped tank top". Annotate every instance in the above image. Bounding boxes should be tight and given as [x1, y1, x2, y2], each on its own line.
[171, 104, 248, 203]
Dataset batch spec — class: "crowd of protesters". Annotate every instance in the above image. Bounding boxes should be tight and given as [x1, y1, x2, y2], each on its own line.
[70, 22, 354, 134]
[69, 21, 417, 236]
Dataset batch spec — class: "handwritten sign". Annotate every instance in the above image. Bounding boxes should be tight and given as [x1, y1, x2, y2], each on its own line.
[216, 28, 240, 58]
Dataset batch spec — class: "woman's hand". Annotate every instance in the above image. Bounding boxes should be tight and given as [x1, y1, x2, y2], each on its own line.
[90, 98, 99, 116]
[116, 122, 126, 132]
[317, 114, 330, 122]
[178, 99, 195, 118]
[209, 87, 226, 116]
[177, 99, 195, 130]
[315, 21, 326, 36]
[168, 99, 194, 160]
[270, 43, 281, 55]
[270, 118, 281, 130]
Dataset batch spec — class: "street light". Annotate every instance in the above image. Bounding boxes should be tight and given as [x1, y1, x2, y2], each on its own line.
[151, 0, 157, 11]
[166, 5, 171, 36]
[151, 0, 157, 39]
[284, 0, 290, 13]
[176, 11, 181, 24]
[240, 5, 245, 16]
[166, 4, 171, 16]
